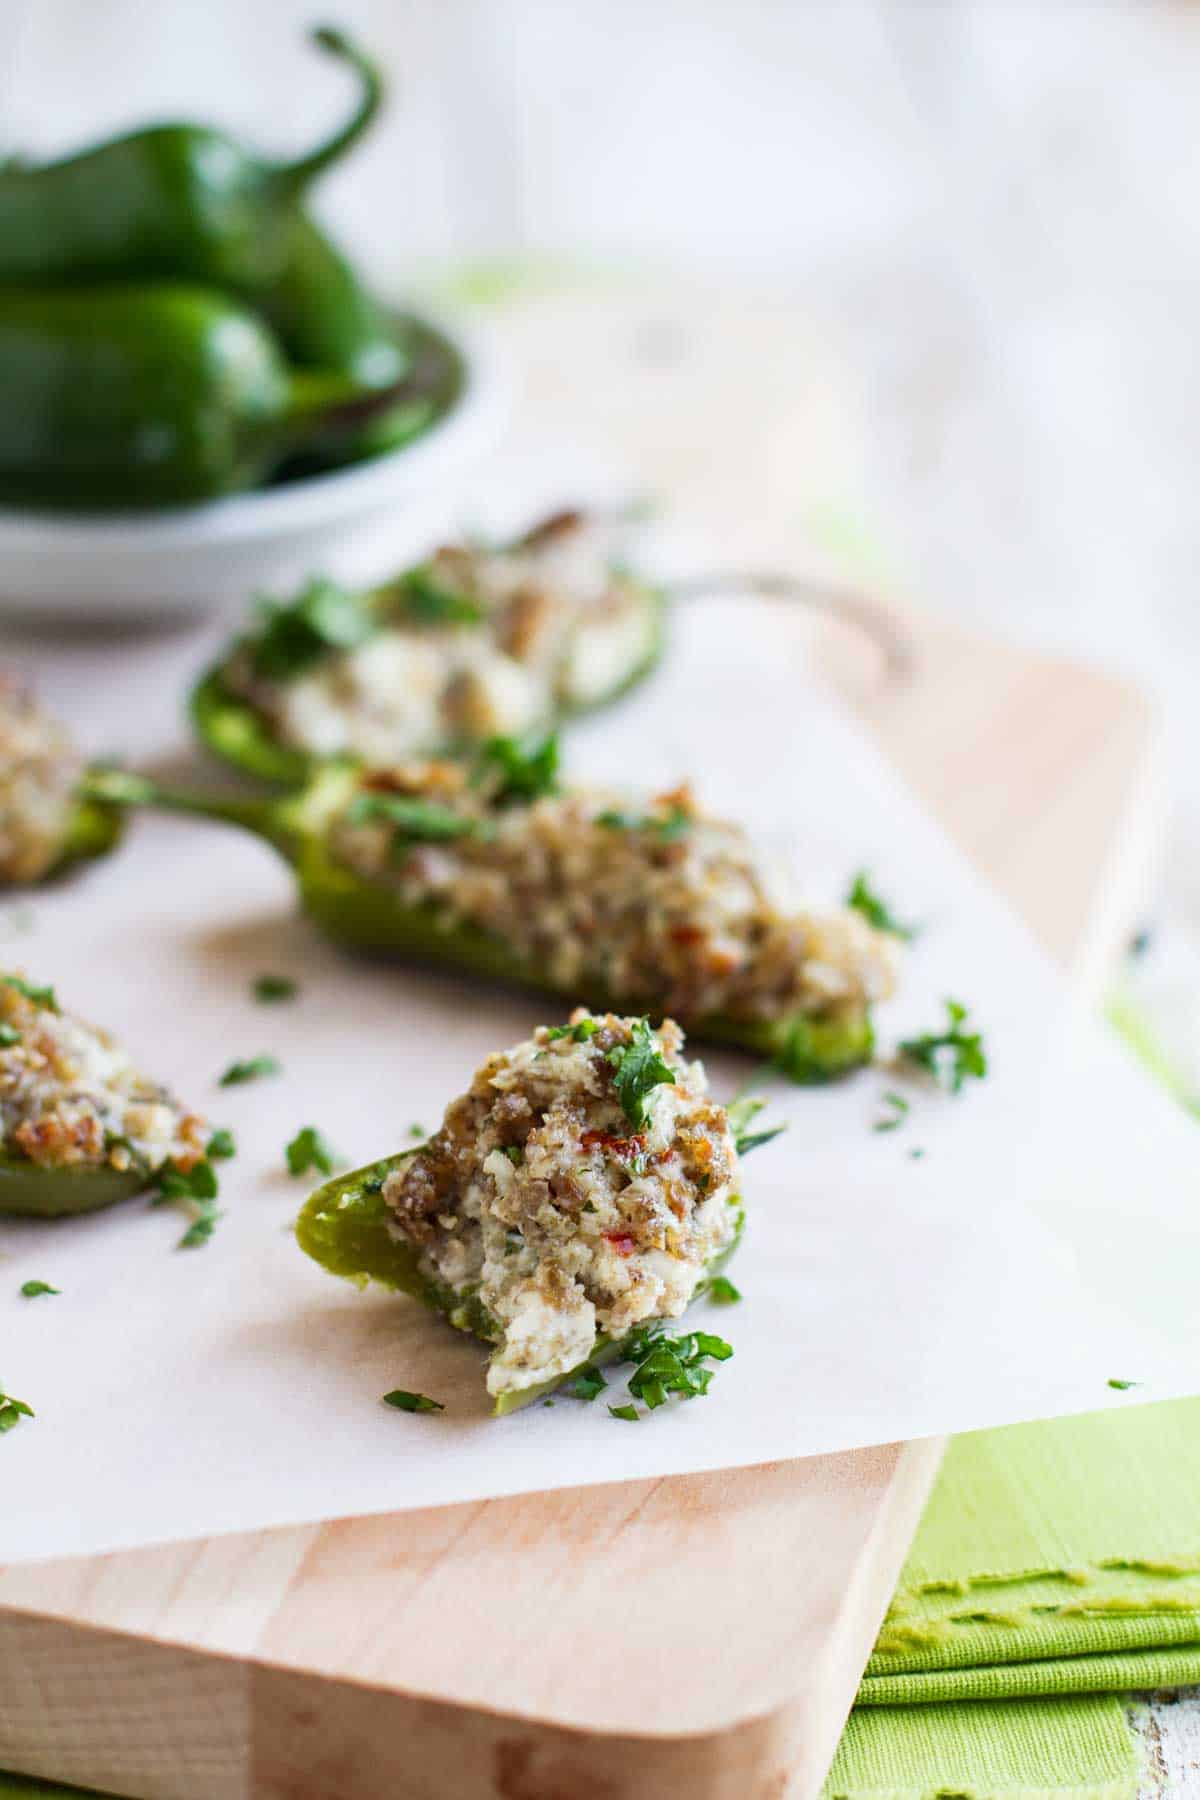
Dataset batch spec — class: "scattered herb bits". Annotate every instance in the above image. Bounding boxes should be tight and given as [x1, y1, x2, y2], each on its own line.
[408, 1123, 426, 1139]
[19, 1280, 58, 1299]
[382, 1389, 444, 1414]
[206, 1127, 237, 1161]
[0, 1385, 33, 1433]
[608, 1404, 640, 1422]
[253, 974, 298, 1003]
[873, 1091, 910, 1133]
[1, 975, 56, 1010]
[898, 1001, 987, 1095]
[608, 1018, 676, 1127]
[846, 872, 918, 941]
[568, 1367, 607, 1402]
[219, 1054, 281, 1087]
[1108, 1379, 1142, 1391]
[706, 1276, 742, 1305]
[726, 1094, 787, 1157]
[153, 1158, 222, 1249]
[478, 732, 560, 803]
[0, 1023, 20, 1046]
[286, 1126, 341, 1179]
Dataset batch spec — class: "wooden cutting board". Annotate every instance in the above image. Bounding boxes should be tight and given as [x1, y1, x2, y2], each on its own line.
[0, 287, 1162, 1799]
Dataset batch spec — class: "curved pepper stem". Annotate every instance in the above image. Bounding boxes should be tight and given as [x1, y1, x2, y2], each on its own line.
[81, 769, 301, 865]
[275, 27, 386, 195]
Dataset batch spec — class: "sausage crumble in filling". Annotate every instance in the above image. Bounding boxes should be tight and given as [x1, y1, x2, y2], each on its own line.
[330, 756, 899, 1028]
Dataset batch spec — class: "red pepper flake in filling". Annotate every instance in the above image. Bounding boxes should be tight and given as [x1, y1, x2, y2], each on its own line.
[582, 1128, 647, 1159]
[604, 1232, 637, 1257]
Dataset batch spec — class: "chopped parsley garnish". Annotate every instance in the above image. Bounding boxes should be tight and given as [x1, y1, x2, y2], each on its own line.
[344, 792, 487, 842]
[1, 975, 56, 1011]
[219, 1054, 281, 1087]
[873, 1091, 910, 1133]
[908, 1146, 926, 1161]
[251, 577, 375, 680]
[395, 565, 485, 625]
[0, 1023, 19, 1046]
[19, 1280, 58, 1299]
[253, 974, 297, 1003]
[503, 1145, 523, 1165]
[152, 1158, 222, 1249]
[477, 732, 560, 803]
[608, 1018, 676, 1127]
[898, 1001, 987, 1095]
[706, 1276, 742, 1305]
[547, 1016, 598, 1043]
[382, 1388, 445, 1413]
[177, 1209, 222, 1250]
[725, 1094, 787, 1158]
[206, 1127, 237, 1161]
[569, 1366, 608, 1401]
[0, 1384, 33, 1433]
[597, 804, 690, 842]
[846, 872, 918, 940]
[408, 1123, 426, 1139]
[569, 1324, 735, 1418]
[1108, 1378, 1142, 1391]
[286, 1126, 341, 1178]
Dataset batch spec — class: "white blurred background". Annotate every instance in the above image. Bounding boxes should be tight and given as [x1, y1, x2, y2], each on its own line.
[4, 0, 1200, 904]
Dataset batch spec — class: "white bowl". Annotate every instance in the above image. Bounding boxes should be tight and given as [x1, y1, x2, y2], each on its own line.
[0, 317, 505, 623]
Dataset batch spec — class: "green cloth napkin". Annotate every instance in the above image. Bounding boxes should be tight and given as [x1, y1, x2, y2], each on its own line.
[826, 1398, 1200, 1799]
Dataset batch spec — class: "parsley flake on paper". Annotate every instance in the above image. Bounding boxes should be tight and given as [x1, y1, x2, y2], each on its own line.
[286, 1126, 341, 1179]
[219, 1054, 281, 1087]
[846, 872, 918, 941]
[382, 1389, 445, 1414]
[898, 1001, 987, 1095]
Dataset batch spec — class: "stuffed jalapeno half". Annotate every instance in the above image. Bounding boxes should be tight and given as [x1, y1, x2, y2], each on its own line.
[0, 974, 208, 1217]
[90, 733, 898, 1081]
[0, 676, 121, 886]
[89, 738, 898, 1082]
[193, 509, 664, 784]
[298, 1012, 744, 1412]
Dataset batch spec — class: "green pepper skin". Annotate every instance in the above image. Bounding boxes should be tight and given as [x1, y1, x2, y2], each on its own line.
[0, 28, 381, 299]
[190, 582, 668, 787]
[0, 285, 374, 510]
[258, 210, 406, 391]
[296, 1155, 744, 1416]
[0, 1149, 150, 1218]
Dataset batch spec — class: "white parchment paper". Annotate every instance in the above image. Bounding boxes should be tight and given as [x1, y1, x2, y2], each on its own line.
[2, 573, 1198, 1564]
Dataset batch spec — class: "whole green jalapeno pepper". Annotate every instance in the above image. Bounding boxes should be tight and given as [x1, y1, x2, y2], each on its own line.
[0, 284, 385, 510]
[0, 27, 379, 298]
[85, 751, 894, 1085]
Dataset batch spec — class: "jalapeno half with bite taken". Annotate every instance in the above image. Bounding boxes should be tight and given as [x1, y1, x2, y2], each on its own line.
[0, 676, 122, 888]
[88, 735, 899, 1083]
[297, 1013, 749, 1413]
[190, 509, 666, 786]
[0, 975, 209, 1218]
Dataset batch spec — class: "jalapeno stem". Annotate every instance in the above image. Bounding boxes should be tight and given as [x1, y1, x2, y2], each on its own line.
[275, 27, 386, 195]
[81, 769, 300, 863]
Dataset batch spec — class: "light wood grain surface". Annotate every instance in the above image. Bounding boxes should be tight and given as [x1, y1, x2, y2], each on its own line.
[0, 288, 1164, 1798]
